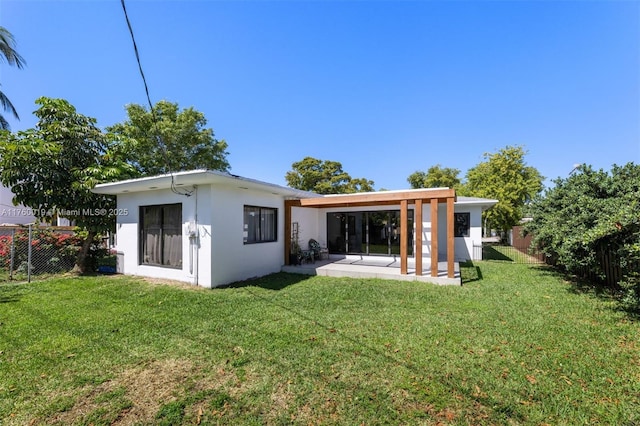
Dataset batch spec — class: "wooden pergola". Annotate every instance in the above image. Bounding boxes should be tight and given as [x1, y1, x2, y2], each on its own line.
[284, 188, 457, 278]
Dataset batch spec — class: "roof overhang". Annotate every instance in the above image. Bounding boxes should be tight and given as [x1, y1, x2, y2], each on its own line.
[454, 196, 499, 210]
[92, 170, 318, 198]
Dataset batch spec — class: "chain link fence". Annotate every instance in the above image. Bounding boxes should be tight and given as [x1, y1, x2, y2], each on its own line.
[0, 225, 115, 283]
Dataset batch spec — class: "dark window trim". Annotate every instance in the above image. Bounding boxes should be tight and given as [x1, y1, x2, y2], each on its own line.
[243, 205, 278, 244]
[139, 203, 183, 269]
[454, 212, 471, 238]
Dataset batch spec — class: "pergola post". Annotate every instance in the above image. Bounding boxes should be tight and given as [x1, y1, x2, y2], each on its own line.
[430, 198, 439, 277]
[447, 196, 455, 278]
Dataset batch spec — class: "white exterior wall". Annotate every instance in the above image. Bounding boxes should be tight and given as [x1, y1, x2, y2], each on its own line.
[437, 204, 483, 261]
[115, 187, 210, 286]
[291, 206, 322, 249]
[0, 185, 38, 225]
[209, 185, 285, 287]
[115, 184, 294, 288]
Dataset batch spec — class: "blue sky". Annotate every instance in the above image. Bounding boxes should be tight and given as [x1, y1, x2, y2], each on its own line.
[2, 0, 639, 190]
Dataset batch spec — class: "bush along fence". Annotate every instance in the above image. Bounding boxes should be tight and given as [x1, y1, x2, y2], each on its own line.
[0, 225, 113, 282]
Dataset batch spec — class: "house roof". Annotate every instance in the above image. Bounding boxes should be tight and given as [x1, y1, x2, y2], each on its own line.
[91, 169, 318, 198]
[455, 196, 499, 210]
[93, 171, 498, 209]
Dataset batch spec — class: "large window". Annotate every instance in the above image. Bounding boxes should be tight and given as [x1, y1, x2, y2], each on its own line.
[140, 203, 182, 268]
[454, 212, 470, 237]
[244, 206, 277, 244]
[327, 210, 413, 256]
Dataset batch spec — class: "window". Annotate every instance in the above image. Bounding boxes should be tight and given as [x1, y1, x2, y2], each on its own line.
[454, 212, 470, 238]
[244, 206, 277, 244]
[140, 204, 182, 268]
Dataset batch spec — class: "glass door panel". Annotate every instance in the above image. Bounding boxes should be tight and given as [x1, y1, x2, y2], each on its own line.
[368, 212, 390, 255]
[326, 213, 346, 254]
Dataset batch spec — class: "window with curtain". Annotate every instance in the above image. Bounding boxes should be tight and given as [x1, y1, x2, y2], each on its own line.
[244, 205, 277, 244]
[140, 203, 182, 268]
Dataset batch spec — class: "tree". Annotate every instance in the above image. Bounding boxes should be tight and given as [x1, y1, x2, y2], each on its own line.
[0, 97, 136, 273]
[0, 27, 26, 130]
[407, 165, 462, 190]
[107, 100, 230, 176]
[285, 157, 374, 194]
[464, 145, 543, 238]
[525, 163, 640, 306]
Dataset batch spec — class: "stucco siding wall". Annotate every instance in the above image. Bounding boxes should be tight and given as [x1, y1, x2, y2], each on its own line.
[437, 204, 483, 261]
[209, 186, 285, 287]
[291, 206, 321, 250]
[115, 188, 202, 284]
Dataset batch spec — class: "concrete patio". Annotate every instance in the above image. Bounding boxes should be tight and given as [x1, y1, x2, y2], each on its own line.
[281, 254, 461, 285]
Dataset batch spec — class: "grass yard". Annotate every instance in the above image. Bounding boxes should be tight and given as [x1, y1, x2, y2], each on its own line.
[483, 244, 544, 264]
[0, 263, 638, 425]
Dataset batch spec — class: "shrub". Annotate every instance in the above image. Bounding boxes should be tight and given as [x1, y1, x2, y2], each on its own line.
[0, 228, 82, 274]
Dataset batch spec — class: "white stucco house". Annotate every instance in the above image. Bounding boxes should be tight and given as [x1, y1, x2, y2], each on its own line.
[92, 170, 496, 288]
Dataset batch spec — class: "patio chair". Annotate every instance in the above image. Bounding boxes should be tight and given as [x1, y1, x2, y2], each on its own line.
[309, 239, 322, 260]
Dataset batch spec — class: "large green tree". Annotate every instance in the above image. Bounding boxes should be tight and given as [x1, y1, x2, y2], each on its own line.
[464, 145, 543, 237]
[108, 100, 230, 176]
[0, 97, 136, 272]
[525, 163, 640, 306]
[285, 157, 374, 194]
[0, 27, 26, 129]
[407, 165, 462, 190]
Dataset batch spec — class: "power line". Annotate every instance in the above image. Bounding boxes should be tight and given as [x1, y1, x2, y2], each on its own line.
[120, 0, 192, 197]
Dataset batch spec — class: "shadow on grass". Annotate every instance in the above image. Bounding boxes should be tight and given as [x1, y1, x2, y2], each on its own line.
[482, 245, 514, 262]
[0, 282, 28, 303]
[229, 271, 527, 423]
[224, 272, 314, 291]
[459, 261, 483, 284]
[533, 265, 640, 321]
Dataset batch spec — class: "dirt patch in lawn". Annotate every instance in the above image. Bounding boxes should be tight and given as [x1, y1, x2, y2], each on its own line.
[140, 277, 209, 291]
[46, 358, 245, 425]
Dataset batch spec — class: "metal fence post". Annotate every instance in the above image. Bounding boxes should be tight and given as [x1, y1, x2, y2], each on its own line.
[27, 224, 32, 283]
[9, 228, 15, 280]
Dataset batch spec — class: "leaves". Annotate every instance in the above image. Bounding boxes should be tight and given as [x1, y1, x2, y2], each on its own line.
[0, 26, 26, 129]
[407, 165, 462, 190]
[285, 156, 374, 194]
[525, 162, 640, 304]
[106, 100, 230, 176]
[464, 145, 544, 236]
[0, 97, 136, 271]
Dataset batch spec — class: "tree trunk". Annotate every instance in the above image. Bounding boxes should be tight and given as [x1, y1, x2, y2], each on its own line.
[73, 230, 96, 274]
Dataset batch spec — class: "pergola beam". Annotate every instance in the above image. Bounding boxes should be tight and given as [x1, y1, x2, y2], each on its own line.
[298, 189, 455, 208]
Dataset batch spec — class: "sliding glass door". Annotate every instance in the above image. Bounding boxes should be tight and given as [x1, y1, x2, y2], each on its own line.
[326, 210, 413, 256]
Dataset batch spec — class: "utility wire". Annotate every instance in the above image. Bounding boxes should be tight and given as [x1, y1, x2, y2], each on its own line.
[120, 0, 192, 196]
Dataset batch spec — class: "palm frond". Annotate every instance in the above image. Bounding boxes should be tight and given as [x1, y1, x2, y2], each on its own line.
[0, 88, 19, 120]
[0, 114, 9, 130]
[0, 27, 26, 69]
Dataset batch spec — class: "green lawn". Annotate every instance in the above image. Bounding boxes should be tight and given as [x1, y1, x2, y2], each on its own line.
[0, 263, 638, 425]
